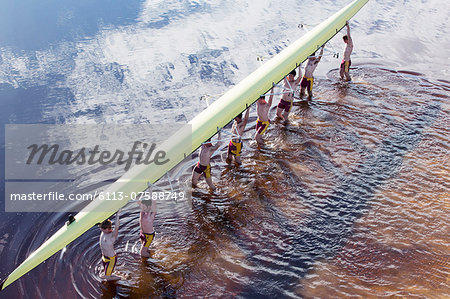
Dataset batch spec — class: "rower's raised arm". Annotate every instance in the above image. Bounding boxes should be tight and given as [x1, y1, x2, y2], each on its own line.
[268, 87, 274, 106]
[294, 64, 303, 84]
[346, 21, 352, 41]
[113, 209, 120, 240]
[211, 131, 222, 151]
[242, 108, 250, 127]
[316, 46, 325, 63]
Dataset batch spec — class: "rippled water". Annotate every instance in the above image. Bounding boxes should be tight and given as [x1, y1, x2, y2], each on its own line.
[1, 0, 449, 298]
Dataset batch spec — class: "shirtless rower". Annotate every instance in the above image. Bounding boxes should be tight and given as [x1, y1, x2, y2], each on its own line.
[138, 199, 157, 257]
[255, 87, 274, 145]
[300, 46, 324, 100]
[192, 132, 222, 191]
[227, 109, 250, 165]
[98, 210, 121, 281]
[276, 65, 302, 121]
[340, 21, 353, 81]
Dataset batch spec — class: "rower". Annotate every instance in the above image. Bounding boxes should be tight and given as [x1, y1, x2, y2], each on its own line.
[226, 109, 250, 165]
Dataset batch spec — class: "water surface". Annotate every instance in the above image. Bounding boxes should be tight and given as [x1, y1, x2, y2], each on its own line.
[0, 0, 449, 298]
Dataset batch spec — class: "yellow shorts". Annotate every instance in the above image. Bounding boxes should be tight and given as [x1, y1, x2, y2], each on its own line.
[140, 231, 155, 248]
[300, 76, 314, 92]
[194, 162, 211, 179]
[102, 255, 116, 276]
[228, 140, 242, 157]
[340, 59, 351, 73]
[256, 119, 269, 135]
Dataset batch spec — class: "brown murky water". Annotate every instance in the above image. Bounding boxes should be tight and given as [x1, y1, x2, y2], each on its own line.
[1, 0, 450, 296]
[3, 66, 447, 298]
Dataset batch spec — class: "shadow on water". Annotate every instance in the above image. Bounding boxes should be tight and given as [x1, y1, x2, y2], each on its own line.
[1, 67, 448, 298]
[154, 67, 448, 298]
[234, 86, 443, 296]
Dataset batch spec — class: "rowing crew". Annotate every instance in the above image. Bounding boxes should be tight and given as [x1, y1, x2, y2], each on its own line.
[191, 22, 353, 191]
[95, 22, 353, 282]
[97, 198, 157, 281]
